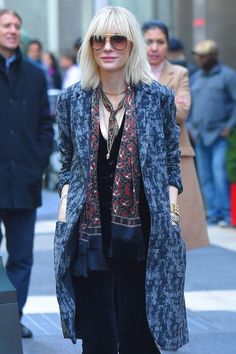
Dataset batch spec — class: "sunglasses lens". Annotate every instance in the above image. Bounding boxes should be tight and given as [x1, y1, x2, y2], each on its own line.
[90, 35, 106, 50]
[110, 35, 127, 50]
[90, 35, 128, 50]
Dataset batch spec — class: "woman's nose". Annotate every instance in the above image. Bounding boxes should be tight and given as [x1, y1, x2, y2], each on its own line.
[103, 38, 113, 50]
[150, 42, 158, 51]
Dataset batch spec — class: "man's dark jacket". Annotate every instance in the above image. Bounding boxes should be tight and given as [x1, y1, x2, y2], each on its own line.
[0, 49, 54, 209]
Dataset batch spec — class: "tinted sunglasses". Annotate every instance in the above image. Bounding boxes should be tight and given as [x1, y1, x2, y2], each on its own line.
[90, 34, 128, 51]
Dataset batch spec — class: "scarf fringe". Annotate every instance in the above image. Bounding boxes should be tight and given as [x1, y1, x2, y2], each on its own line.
[73, 238, 108, 277]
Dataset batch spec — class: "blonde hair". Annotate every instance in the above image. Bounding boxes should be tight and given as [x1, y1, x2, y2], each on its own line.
[79, 6, 152, 89]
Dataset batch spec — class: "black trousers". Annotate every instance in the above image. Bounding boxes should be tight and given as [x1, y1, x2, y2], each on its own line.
[74, 259, 160, 354]
[0, 208, 36, 315]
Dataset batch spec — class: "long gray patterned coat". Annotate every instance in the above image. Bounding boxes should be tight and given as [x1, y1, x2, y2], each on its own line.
[54, 80, 189, 351]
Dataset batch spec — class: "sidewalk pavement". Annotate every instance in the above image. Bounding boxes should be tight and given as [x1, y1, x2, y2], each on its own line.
[1, 189, 236, 353]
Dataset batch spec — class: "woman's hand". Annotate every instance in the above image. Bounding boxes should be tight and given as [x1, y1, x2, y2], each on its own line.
[169, 186, 180, 225]
[58, 184, 69, 222]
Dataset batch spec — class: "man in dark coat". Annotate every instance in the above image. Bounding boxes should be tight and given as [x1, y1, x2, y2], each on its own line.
[0, 9, 53, 337]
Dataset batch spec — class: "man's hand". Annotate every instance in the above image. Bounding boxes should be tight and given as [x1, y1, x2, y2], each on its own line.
[220, 127, 230, 138]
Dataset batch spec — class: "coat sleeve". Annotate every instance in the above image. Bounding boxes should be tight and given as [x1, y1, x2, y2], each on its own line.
[56, 90, 74, 195]
[163, 89, 183, 193]
[224, 67, 236, 130]
[174, 68, 191, 125]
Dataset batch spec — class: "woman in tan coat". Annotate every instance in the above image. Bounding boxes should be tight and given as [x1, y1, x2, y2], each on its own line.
[142, 20, 208, 249]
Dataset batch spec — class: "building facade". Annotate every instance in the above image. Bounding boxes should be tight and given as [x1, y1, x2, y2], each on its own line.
[1, 0, 235, 68]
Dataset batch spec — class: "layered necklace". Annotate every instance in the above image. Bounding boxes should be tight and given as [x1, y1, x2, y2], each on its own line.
[100, 87, 126, 160]
[102, 89, 126, 96]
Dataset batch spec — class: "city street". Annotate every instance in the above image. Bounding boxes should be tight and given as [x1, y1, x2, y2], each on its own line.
[1, 189, 236, 354]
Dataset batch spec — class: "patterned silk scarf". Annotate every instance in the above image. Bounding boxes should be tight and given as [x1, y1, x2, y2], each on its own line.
[100, 88, 125, 159]
[74, 85, 144, 277]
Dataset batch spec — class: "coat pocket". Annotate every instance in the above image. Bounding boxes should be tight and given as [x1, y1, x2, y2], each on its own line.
[170, 220, 186, 254]
[54, 221, 68, 246]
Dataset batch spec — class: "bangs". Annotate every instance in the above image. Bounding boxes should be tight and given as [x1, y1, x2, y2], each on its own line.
[92, 10, 133, 41]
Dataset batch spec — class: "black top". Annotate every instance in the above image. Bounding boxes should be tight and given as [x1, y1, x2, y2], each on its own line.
[97, 117, 150, 259]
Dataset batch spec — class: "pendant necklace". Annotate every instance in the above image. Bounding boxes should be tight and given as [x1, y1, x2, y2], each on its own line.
[100, 88, 126, 159]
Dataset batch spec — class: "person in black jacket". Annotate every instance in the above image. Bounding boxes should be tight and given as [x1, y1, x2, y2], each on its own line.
[0, 9, 54, 338]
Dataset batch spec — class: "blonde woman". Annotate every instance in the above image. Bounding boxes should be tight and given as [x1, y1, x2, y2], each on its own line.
[142, 19, 209, 250]
[55, 7, 188, 354]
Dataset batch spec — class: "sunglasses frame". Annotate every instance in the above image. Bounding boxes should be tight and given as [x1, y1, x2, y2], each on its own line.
[90, 34, 128, 51]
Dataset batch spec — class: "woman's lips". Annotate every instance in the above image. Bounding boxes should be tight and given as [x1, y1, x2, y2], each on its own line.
[101, 56, 117, 60]
[149, 55, 159, 60]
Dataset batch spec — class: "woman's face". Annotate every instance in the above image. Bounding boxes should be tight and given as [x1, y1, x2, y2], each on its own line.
[91, 33, 132, 75]
[144, 27, 168, 66]
[42, 52, 52, 67]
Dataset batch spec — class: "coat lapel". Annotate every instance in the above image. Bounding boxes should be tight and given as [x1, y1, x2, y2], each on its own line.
[72, 87, 93, 176]
[159, 61, 174, 87]
[135, 83, 153, 168]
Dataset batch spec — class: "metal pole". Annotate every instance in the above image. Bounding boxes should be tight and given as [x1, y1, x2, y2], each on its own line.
[0, 0, 5, 8]
[47, 0, 59, 54]
[192, 0, 206, 44]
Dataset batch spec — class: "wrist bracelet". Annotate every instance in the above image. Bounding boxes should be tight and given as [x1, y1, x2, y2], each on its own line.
[170, 203, 180, 216]
[171, 212, 180, 224]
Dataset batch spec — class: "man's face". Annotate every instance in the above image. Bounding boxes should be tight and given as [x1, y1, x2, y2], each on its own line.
[194, 53, 213, 69]
[27, 43, 42, 61]
[0, 13, 21, 58]
[59, 56, 73, 70]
